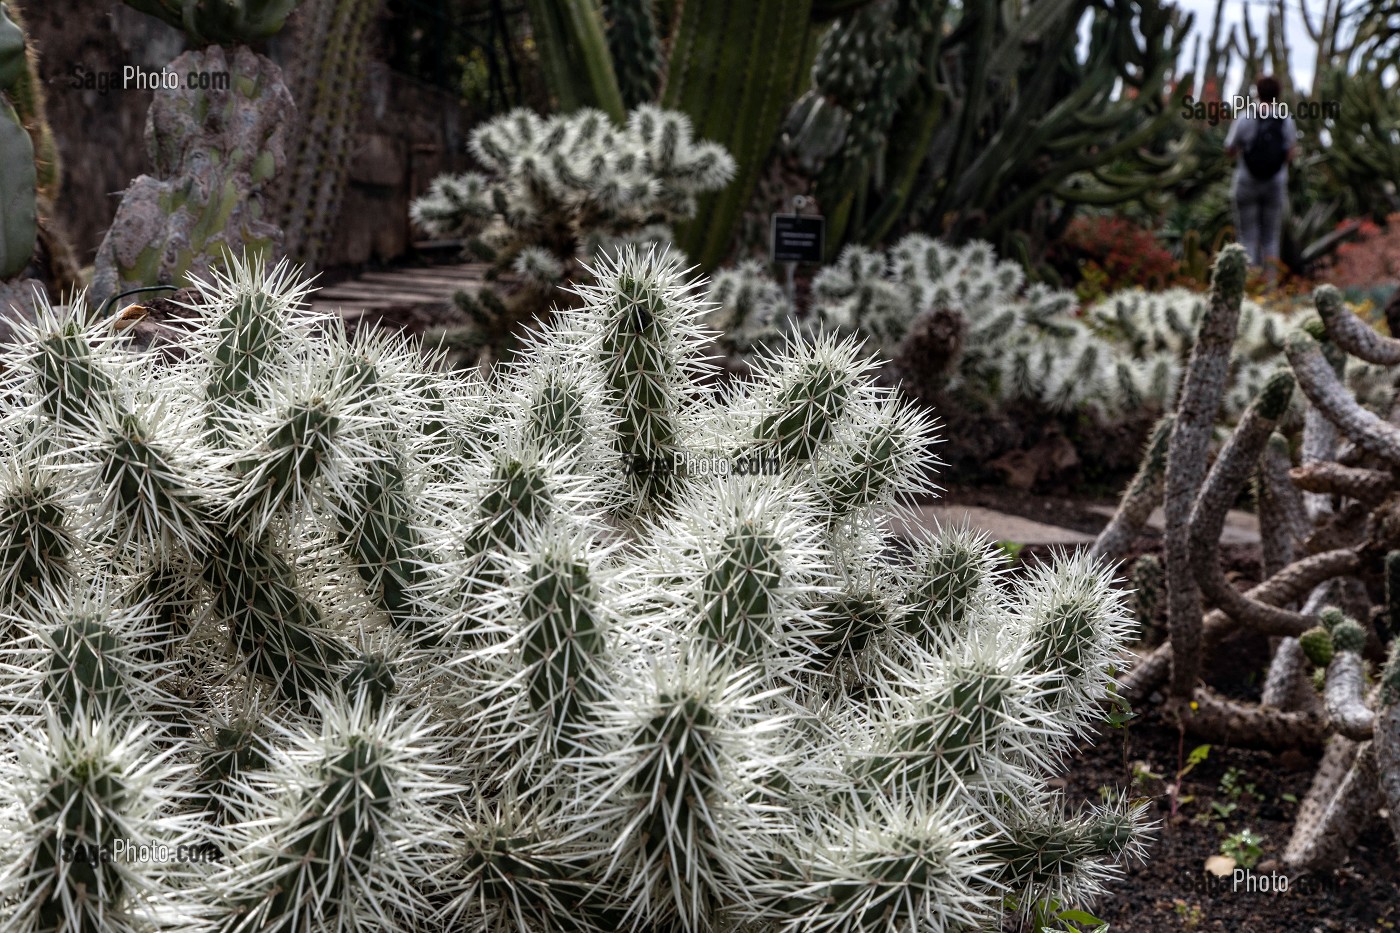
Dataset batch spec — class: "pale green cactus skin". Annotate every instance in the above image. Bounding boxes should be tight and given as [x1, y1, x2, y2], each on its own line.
[0, 249, 1149, 932]
[89, 45, 295, 312]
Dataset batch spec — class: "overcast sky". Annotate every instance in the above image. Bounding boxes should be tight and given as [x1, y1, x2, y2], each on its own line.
[1172, 0, 1320, 95]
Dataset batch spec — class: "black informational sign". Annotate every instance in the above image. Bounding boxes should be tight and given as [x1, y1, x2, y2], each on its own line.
[771, 213, 825, 262]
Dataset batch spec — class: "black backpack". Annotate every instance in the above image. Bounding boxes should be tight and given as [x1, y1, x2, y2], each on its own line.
[1242, 116, 1287, 180]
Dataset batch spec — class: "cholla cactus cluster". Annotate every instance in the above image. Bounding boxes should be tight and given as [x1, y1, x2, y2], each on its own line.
[0, 248, 1149, 931]
[411, 106, 734, 285]
[712, 235, 1397, 427]
[409, 106, 734, 364]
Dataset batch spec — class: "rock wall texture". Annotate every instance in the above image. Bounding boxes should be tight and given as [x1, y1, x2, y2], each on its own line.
[25, 0, 473, 276]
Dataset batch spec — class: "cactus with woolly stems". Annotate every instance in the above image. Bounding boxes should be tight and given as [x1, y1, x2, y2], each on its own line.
[0, 247, 1150, 931]
[411, 105, 734, 365]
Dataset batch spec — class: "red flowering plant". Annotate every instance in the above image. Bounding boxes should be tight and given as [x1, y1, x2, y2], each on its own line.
[1050, 214, 1183, 303]
[1321, 214, 1400, 289]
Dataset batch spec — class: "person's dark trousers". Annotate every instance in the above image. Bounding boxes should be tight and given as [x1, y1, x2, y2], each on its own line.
[1232, 171, 1286, 279]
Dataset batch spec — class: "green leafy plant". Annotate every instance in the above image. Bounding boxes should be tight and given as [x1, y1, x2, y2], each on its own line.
[1220, 828, 1265, 869]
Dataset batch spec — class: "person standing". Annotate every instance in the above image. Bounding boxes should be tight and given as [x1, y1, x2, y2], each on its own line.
[1225, 75, 1298, 279]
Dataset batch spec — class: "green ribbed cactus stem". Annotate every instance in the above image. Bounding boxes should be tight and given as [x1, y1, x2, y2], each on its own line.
[205, 283, 290, 442]
[0, 4, 35, 281]
[525, 0, 626, 121]
[465, 456, 556, 557]
[987, 797, 1150, 899]
[1299, 626, 1335, 668]
[336, 454, 430, 640]
[121, 0, 304, 45]
[0, 475, 72, 609]
[662, 0, 815, 268]
[1331, 615, 1368, 655]
[754, 358, 853, 465]
[899, 525, 1003, 643]
[604, 0, 663, 107]
[518, 543, 603, 736]
[342, 654, 396, 712]
[195, 719, 265, 821]
[12, 717, 197, 930]
[44, 615, 132, 718]
[814, 589, 893, 664]
[700, 527, 783, 656]
[33, 325, 116, 429]
[276, 0, 384, 270]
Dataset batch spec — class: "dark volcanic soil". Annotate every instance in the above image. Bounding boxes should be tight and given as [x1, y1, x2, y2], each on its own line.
[948, 484, 1400, 933]
[1053, 705, 1400, 933]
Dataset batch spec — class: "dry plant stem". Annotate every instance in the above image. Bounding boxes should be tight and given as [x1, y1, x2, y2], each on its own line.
[1261, 637, 1320, 713]
[1282, 738, 1380, 871]
[1288, 461, 1395, 506]
[1287, 332, 1400, 466]
[1375, 704, 1400, 847]
[1170, 687, 1329, 748]
[1324, 651, 1376, 741]
[1189, 374, 1310, 637]
[1166, 246, 1246, 696]
[1120, 548, 1363, 701]
[1089, 415, 1172, 564]
[1315, 284, 1400, 365]
[1258, 433, 1307, 578]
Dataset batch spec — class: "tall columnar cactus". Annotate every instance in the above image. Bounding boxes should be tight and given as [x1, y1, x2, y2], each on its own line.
[0, 248, 1150, 931]
[661, 0, 817, 269]
[604, 0, 663, 108]
[0, 2, 35, 283]
[275, 0, 385, 271]
[411, 106, 734, 364]
[524, 0, 626, 121]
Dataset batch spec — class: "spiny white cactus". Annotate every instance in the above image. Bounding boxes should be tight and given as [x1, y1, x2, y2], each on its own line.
[715, 236, 1395, 429]
[0, 248, 1149, 932]
[411, 105, 735, 273]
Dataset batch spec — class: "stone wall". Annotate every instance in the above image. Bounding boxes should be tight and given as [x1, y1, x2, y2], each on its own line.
[24, 0, 473, 276]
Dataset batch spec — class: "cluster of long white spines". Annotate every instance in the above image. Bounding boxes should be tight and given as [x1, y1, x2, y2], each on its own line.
[0, 248, 1147, 932]
[409, 105, 735, 271]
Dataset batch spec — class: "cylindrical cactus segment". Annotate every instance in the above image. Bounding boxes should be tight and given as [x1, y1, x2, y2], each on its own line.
[43, 614, 134, 718]
[0, 474, 72, 608]
[901, 525, 1004, 642]
[1299, 626, 1335, 668]
[518, 544, 604, 729]
[753, 357, 854, 465]
[32, 326, 116, 429]
[203, 530, 348, 707]
[335, 454, 429, 638]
